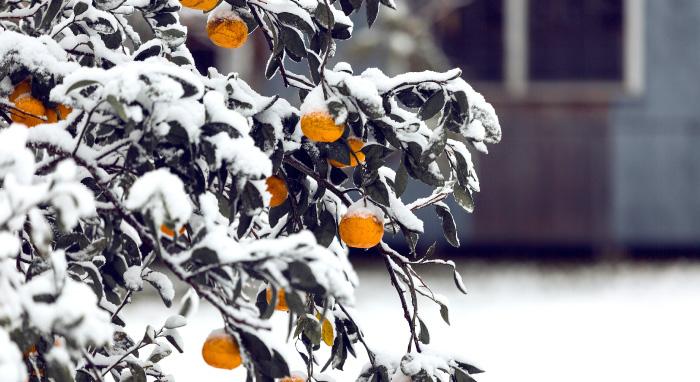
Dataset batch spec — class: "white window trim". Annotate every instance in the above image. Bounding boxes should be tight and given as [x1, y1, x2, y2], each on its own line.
[503, 0, 645, 97]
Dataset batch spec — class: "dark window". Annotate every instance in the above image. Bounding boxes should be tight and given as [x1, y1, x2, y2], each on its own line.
[434, 0, 504, 81]
[529, 0, 623, 81]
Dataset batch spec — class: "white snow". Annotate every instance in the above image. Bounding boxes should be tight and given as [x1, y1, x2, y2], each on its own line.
[21, 274, 113, 349]
[121, 261, 700, 382]
[124, 265, 144, 291]
[345, 199, 385, 221]
[0, 327, 26, 382]
[125, 168, 193, 227]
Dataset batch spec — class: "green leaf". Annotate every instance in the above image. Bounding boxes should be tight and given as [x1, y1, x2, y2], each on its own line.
[439, 303, 450, 325]
[366, 0, 380, 27]
[178, 289, 198, 317]
[191, 247, 219, 265]
[455, 361, 485, 375]
[418, 90, 446, 120]
[278, 12, 314, 35]
[314, 3, 335, 30]
[364, 177, 390, 207]
[40, 0, 64, 30]
[418, 317, 430, 344]
[280, 25, 307, 59]
[434, 203, 459, 247]
[65, 79, 99, 94]
[46, 354, 74, 382]
[314, 208, 337, 247]
[454, 367, 477, 382]
[73, 1, 88, 15]
[106, 95, 128, 122]
[453, 183, 475, 213]
[265, 52, 281, 80]
[298, 315, 322, 345]
[394, 160, 408, 197]
[127, 363, 148, 382]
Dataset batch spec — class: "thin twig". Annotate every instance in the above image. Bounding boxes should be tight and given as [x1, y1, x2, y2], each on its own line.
[381, 250, 421, 352]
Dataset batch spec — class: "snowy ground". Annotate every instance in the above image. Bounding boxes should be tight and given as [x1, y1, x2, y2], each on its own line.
[123, 260, 700, 382]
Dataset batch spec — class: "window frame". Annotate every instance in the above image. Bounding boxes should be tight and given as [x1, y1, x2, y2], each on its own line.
[487, 0, 645, 102]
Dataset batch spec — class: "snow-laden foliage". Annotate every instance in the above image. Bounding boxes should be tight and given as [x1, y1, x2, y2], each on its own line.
[0, 0, 500, 381]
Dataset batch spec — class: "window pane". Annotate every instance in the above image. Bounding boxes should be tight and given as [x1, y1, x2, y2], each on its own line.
[434, 0, 504, 81]
[529, 0, 623, 81]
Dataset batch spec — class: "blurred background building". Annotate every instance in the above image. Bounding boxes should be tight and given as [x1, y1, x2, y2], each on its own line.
[182, 0, 700, 260]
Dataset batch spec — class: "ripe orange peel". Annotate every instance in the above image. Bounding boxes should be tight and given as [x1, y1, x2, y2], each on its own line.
[8, 80, 72, 127]
[265, 287, 289, 312]
[300, 110, 345, 143]
[206, 10, 249, 49]
[338, 201, 385, 249]
[201, 328, 243, 370]
[266, 175, 288, 208]
[179, 0, 218, 11]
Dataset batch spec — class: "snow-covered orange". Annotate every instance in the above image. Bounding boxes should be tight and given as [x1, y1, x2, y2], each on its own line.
[179, 0, 217, 11]
[266, 287, 288, 311]
[329, 138, 365, 168]
[206, 12, 248, 49]
[266, 175, 288, 208]
[300, 111, 345, 143]
[9, 80, 31, 103]
[339, 203, 384, 249]
[201, 329, 242, 370]
[12, 95, 46, 127]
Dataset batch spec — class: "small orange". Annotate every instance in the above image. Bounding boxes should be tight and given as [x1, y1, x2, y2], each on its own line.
[265, 175, 288, 208]
[300, 111, 345, 143]
[338, 207, 384, 249]
[329, 138, 365, 168]
[160, 224, 187, 238]
[201, 329, 243, 370]
[179, 0, 218, 11]
[45, 108, 58, 124]
[12, 96, 46, 127]
[55, 104, 72, 119]
[206, 15, 249, 49]
[265, 287, 289, 311]
[9, 80, 31, 103]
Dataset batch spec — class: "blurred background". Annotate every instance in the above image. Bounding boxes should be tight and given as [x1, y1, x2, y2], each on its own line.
[126, 2, 700, 382]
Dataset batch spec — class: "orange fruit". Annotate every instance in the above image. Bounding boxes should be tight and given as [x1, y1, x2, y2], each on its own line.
[265, 287, 288, 311]
[266, 175, 288, 208]
[45, 108, 58, 124]
[9, 80, 31, 103]
[206, 15, 248, 49]
[160, 224, 186, 238]
[201, 329, 242, 370]
[300, 111, 345, 143]
[179, 0, 218, 11]
[329, 138, 365, 168]
[280, 377, 305, 382]
[12, 95, 46, 127]
[55, 104, 72, 119]
[338, 206, 384, 249]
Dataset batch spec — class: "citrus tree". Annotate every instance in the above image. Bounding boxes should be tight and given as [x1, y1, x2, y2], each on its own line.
[0, 0, 501, 381]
